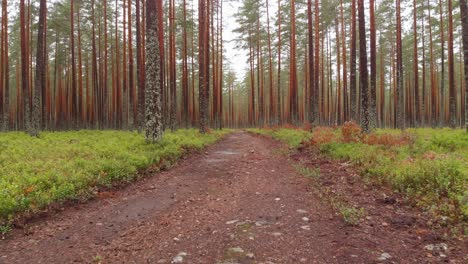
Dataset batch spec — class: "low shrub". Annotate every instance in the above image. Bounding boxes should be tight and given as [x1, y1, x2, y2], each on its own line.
[251, 126, 467, 221]
[0, 129, 228, 225]
[341, 122, 362, 143]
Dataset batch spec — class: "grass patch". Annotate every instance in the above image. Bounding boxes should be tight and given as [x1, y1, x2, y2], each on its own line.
[0, 129, 229, 226]
[250, 125, 468, 222]
[247, 128, 312, 148]
[339, 206, 366, 226]
[293, 164, 321, 179]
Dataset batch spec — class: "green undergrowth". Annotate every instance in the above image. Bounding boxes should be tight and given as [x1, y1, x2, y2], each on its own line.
[0, 129, 229, 226]
[247, 128, 312, 148]
[249, 127, 468, 222]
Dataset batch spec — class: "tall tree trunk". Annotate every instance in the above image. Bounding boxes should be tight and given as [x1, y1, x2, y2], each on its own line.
[91, 0, 99, 128]
[103, 0, 108, 128]
[248, 31, 255, 126]
[145, 0, 163, 142]
[199, 0, 210, 133]
[358, 0, 369, 133]
[369, 0, 377, 130]
[349, 0, 357, 121]
[289, 0, 298, 124]
[335, 18, 341, 125]
[20, 0, 30, 132]
[190, 2, 197, 126]
[218, 0, 223, 129]
[277, 0, 282, 125]
[77, 10, 83, 126]
[396, 0, 405, 129]
[1, 0, 9, 130]
[421, 1, 427, 126]
[428, 0, 436, 127]
[307, 0, 316, 125]
[128, 0, 135, 129]
[448, 0, 457, 128]
[439, 0, 445, 126]
[413, 0, 420, 126]
[136, 0, 145, 132]
[461, 0, 468, 130]
[31, 0, 47, 136]
[313, 0, 320, 125]
[70, 0, 77, 128]
[266, 0, 274, 126]
[182, 0, 189, 128]
[340, 0, 348, 122]
[169, 0, 177, 131]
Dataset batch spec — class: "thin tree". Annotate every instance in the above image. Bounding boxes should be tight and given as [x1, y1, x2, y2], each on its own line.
[289, 0, 298, 124]
[340, 0, 348, 121]
[77, 10, 83, 125]
[103, 0, 108, 127]
[20, 0, 30, 132]
[428, 0, 436, 127]
[313, 0, 320, 125]
[307, 0, 316, 125]
[1, 0, 8, 130]
[128, 0, 135, 128]
[439, 0, 445, 125]
[70, 0, 77, 127]
[169, 0, 177, 130]
[91, 0, 99, 128]
[277, 0, 282, 125]
[349, 0, 357, 121]
[413, 0, 420, 126]
[136, 0, 145, 132]
[448, 0, 456, 128]
[182, 0, 189, 127]
[369, 0, 377, 130]
[396, 0, 405, 129]
[266, 0, 274, 126]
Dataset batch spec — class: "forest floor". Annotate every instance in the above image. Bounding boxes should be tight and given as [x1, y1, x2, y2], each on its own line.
[0, 131, 466, 263]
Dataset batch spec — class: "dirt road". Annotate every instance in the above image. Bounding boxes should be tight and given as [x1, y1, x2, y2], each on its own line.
[0, 132, 465, 263]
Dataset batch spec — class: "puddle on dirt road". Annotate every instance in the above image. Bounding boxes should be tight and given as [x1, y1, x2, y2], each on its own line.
[214, 150, 239, 155]
[204, 158, 227, 163]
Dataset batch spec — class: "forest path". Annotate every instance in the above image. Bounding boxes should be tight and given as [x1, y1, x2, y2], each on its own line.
[0, 132, 464, 263]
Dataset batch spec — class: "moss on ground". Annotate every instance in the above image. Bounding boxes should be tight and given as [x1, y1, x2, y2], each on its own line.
[0, 129, 229, 225]
[248, 127, 468, 221]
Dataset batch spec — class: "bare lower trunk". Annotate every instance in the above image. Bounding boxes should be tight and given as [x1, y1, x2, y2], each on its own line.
[145, 0, 163, 142]
[461, 0, 468, 130]
[31, 0, 47, 136]
[358, 0, 369, 133]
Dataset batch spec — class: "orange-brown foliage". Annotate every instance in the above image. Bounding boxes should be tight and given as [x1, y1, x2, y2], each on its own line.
[283, 123, 300, 130]
[310, 127, 340, 145]
[302, 122, 313, 131]
[364, 133, 414, 146]
[341, 121, 362, 143]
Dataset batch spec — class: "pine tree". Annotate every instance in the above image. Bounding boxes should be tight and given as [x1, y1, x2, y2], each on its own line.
[20, 0, 31, 132]
[1, 0, 8, 130]
[199, 0, 210, 133]
[289, 0, 298, 124]
[448, 0, 457, 128]
[349, 0, 358, 121]
[145, 0, 164, 142]
[461, 0, 468, 130]
[396, 0, 405, 129]
[369, 0, 377, 130]
[31, 0, 47, 136]
[358, 0, 369, 133]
